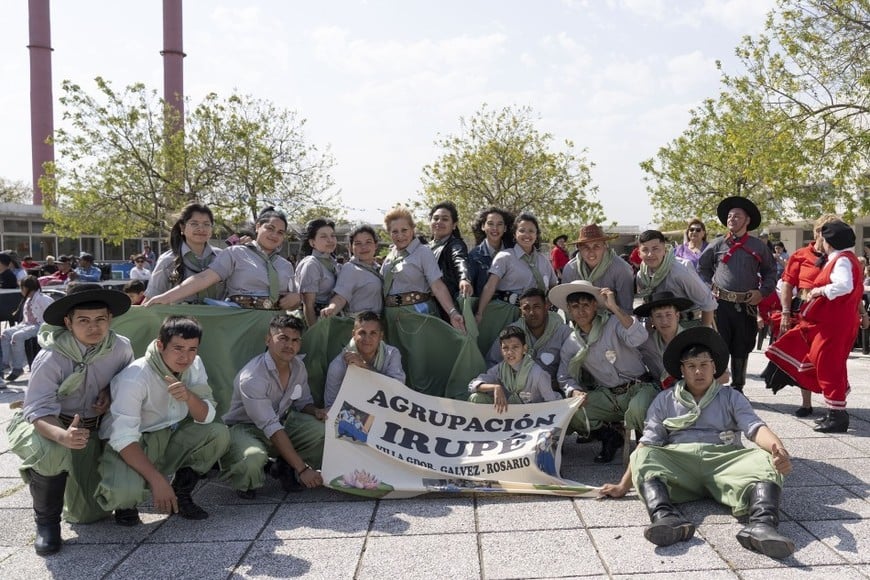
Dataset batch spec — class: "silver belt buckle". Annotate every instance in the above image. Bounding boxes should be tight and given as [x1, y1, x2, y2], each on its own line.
[261, 298, 274, 309]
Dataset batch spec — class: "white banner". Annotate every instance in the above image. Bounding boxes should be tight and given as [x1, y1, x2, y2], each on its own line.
[323, 366, 599, 498]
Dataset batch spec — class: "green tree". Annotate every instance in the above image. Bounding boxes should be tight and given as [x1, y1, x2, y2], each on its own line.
[419, 104, 604, 238]
[41, 77, 339, 243]
[0, 178, 32, 204]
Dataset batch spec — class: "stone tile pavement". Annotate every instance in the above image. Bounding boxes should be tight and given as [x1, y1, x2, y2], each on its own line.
[0, 350, 868, 579]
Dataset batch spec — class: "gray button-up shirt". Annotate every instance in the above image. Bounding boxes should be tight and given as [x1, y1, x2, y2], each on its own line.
[324, 343, 405, 408]
[222, 353, 313, 439]
[698, 235, 777, 296]
[146, 243, 224, 301]
[469, 361, 559, 403]
[295, 251, 338, 303]
[331, 258, 383, 314]
[208, 243, 296, 297]
[488, 246, 555, 292]
[380, 238, 442, 294]
[485, 318, 572, 384]
[561, 255, 636, 312]
[23, 334, 135, 423]
[636, 260, 717, 313]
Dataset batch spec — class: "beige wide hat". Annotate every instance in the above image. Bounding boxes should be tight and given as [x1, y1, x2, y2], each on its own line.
[548, 280, 605, 312]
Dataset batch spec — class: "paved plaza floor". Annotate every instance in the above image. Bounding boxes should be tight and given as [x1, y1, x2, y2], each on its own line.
[1, 349, 868, 579]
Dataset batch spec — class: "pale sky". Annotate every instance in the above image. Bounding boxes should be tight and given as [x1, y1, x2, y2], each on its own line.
[0, 0, 776, 228]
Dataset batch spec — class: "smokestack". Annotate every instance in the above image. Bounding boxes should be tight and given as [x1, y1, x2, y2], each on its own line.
[28, 0, 54, 205]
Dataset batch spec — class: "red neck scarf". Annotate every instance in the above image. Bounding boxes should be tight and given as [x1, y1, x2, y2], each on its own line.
[722, 233, 762, 264]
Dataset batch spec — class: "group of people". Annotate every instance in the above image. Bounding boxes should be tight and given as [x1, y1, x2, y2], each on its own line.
[5, 196, 867, 561]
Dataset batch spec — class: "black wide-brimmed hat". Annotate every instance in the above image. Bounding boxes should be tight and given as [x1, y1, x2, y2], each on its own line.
[820, 221, 855, 251]
[717, 196, 761, 232]
[43, 283, 131, 326]
[633, 291, 694, 318]
[663, 326, 729, 379]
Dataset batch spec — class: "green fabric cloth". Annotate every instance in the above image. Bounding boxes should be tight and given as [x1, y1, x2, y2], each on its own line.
[299, 316, 355, 407]
[630, 442, 783, 516]
[144, 339, 216, 406]
[637, 247, 676, 299]
[499, 354, 535, 396]
[112, 305, 278, 417]
[383, 304, 486, 400]
[95, 420, 230, 511]
[663, 380, 722, 431]
[576, 248, 616, 282]
[7, 411, 110, 523]
[461, 296, 520, 357]
[567, 312, 608, 380]
[245, 243, 280, 301]
[37, 325, 118, 397]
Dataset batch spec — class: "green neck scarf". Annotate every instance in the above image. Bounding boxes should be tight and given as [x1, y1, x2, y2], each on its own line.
[347, 337, 386, 372]
[498, 354, 536, 396]
[144, 339, 214, 405]
[577, 248, 616, 283]
[637, 248, 676, 298]
[520, 250, 546, 291]
[314, 250, 336, 275]
[351, 257, 383, 283]
[515, 312, 562, 359]
[663, 379, 722, 431]
[246, 243, 280, 301]
[37, 325, 117, 396]
[654, 324, 685, 382]
[567, 311, 608, 380]
[382, 246, 410, 296]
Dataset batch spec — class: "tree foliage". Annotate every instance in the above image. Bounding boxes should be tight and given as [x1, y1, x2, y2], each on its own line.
[41, 77, 340, 243]
[0, 178, 32, 204]
[642, 0, 869, 228]
[419, 104, 604, 238]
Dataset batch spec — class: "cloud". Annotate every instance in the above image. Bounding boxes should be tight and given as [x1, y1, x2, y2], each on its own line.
[701, 0, 776, 32]
[663, 50, 720, 94]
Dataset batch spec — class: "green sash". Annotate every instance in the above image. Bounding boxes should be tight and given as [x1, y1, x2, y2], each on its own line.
[498, 354, 535, 398]
[520, 251, 546, 290]
[663, 379, 722, 431]
[144, 339, 215, 405]
[576, 248, 616, 283]
[637, 248, 676, 299]
[382, 248, 408, 296]
[515, 312, 562, 359]
[566, 312, 608, 381]
[245, 243, 280, 301]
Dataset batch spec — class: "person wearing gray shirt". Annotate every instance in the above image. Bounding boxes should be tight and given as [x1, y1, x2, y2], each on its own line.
[6, 284, 133, 556]
[550, 281, 658, 464]
[561, 224, 635, 313]
[598, 327, 795, 560]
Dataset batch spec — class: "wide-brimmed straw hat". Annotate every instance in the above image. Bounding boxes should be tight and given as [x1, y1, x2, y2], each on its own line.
[43, 283, 131, 326]
[572, 224, 618, 245]
[663, 326, 729, 380]
[548, 280, 605, 312]
[633, 291, 694, 318]
[717, 196, 761, 232]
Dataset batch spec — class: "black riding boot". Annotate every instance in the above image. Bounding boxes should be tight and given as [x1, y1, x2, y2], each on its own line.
[29, 470, 67, 556]
[730, 358, 748, 393]
[593, 425, 624, 464]
[756, 325, 768, 350]
[172, 467, 208, 520]
[814, 409, 849, 433]
[736, 482, 795, 559]
[639, 478, 695, 546]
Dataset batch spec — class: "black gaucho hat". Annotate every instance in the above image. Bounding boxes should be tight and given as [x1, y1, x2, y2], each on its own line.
[663, 326, 729, 379]
[43, 283, 131, 326]
[633, 291, 694, 318]
[717, 196, 761, 232]
[820, 221, 855, 251]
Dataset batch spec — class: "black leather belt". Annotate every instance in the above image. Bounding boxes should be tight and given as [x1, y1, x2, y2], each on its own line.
[59, 413, 102, 431]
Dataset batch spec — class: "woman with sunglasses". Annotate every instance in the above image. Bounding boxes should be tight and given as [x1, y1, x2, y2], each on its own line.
[145, 207, 301, 311]
[674, 218, 708, 272]
[146, 203, 223, 303]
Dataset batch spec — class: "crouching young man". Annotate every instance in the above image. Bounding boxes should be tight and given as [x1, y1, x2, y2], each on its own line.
[600, 327, 795, 559]
[95, 315, 230, 526]
[220, 315, 326, 498]
[7, 283, 133, 555]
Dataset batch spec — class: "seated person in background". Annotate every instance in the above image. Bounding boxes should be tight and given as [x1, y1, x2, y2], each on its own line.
[553, 281, 658, 464]
[599, 327, 795, 560]
[0, 253, 18, 289]
[129, 255, 152, 281]
[2, 276, 54, 384]
[74, 253, 102, 283]
[39, 255, 74, 286]
[221, 315, 326, 499]
[22, 256, 41, 270]
[469, 326, 558, 412]
[485, 288, 571, 390]
[324, 311, 405, 408]
[123, 280, 147, 306]
[95, 316, 229, 526]
[6, 284, 133, 555]
[39, 255, 58, 275]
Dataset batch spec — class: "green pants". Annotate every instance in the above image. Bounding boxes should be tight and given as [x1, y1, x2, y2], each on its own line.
[220, 411, 325, 492]
[631, 442, 783, 516]
[7, 411, 110, 524]
[468, 392, 523, 405]
[568, 382, 659, 437]
[95, 420, 230, 511]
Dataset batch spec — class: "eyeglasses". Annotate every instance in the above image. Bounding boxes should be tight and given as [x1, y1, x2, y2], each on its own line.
[688, 227, 704, 233]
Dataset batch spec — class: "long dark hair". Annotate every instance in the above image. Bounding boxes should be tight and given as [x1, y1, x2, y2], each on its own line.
[169, 203, 214, 287]
[430, 201, 461, 238]
[300, 218, 336, 256]
[471, 207, 515, 247]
